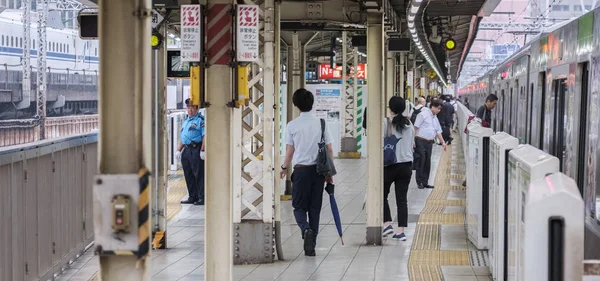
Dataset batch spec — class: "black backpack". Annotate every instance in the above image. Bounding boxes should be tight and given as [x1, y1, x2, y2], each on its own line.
[410, 107, 422, 124]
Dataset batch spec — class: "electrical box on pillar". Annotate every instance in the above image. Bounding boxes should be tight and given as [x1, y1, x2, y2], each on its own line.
[189, 64, 203, 108]
[92, 169, 151, 259]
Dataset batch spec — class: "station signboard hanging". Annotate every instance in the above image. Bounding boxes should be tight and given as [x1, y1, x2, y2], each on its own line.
[180, 5, 202, 62]
[318, 64, 367, 80]
[236, 4, 259, 62]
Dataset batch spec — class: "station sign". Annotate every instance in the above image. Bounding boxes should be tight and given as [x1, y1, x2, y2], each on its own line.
[180, 5, 202, 62]
[236, 4, 259, 62]
[318, 64, 367, 80]
[151, 10, 164, 29]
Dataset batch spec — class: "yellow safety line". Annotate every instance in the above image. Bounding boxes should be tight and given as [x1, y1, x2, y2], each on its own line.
[408, 138, 470, 281]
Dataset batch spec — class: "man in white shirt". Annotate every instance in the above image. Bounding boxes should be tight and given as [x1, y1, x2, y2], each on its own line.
[280, 88, 334, 257]
[414, 99, 446, 189]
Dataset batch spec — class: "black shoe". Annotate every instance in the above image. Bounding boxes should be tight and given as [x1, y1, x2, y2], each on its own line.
[462, 180, 467, 187]
[303, 229, 316, 256]
[181, 199, 197, 204]
[417, 183, 425, 189]
[194, 200, 204, 205]
[425, 185, 434, 189]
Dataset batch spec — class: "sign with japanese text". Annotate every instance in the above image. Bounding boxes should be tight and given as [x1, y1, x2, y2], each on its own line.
[151, 10, 164, 29]
[318, 64, 367, 80]
[236, 4, 259, 62]
[180, 5, 202, 62]
[407, 71, 413, 89]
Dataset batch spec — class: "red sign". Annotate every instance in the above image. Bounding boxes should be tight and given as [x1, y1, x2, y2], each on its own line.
[318, 64, 366, 80]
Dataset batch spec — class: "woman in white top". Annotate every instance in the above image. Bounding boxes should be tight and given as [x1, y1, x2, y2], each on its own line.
[382, 96, 415, 241]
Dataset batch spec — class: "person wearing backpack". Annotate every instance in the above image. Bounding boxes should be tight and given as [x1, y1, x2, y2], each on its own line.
[381, 96, 415, 241]
[410, 96, 426, 124]
[280, 88, 334, 257]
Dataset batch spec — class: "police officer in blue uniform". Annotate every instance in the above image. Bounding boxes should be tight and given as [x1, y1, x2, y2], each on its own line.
[175, 98, 206, 205]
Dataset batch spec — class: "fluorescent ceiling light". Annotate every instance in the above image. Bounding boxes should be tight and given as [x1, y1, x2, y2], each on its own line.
[410, 6, 419, 14]
[408, 14, 415, 21]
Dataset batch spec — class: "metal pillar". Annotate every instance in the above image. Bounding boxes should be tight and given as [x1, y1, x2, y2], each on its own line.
[37, 0, 48, 139]
[232, 0, 276, 265]
[205, 0, 234, 278]
[273, 0, 284, 260]
[339, 31, 359, 157]
[365, 12, 384, 245]
[398, 54, 405, 99]
[97, 0, 152, 279]
[284, 32, 302, 196]
[385, 51, 394, 108]
[151, 24, 168, 249]
[19, 0, 31, 110]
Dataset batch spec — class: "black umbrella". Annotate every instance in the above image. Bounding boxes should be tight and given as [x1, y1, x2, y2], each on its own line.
[325, 183, 344, 245]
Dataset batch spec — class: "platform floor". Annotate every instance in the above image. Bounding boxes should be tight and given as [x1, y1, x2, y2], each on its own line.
[56, 136, 492, 281]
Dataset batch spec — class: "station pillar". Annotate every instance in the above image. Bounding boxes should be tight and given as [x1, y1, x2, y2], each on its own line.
[365, 11, 384, 246]
[397, 54, 406, 99]
[151, 23, 168, 250]
[96, 0, 152, 279]
[339, 31, 360, 159]
[284, 32, 304, 197]
[385, 51, 395, 108]
[204, 0, 234, 279]
[232, 0, 277, 265]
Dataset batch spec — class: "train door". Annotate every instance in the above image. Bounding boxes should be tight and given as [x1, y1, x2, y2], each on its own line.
[577, 62, 589, 194]
[551, 78, 567, 171]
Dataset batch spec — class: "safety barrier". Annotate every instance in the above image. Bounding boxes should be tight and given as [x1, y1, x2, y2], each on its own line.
[455, 102, 585, 281]
[0, 132, 97, 281]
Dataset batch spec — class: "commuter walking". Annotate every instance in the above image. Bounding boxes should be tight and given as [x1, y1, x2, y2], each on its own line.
[381, 96, 414, 241]
[280, 88, 334, 257]
[176, 98, 206, 205]
[438, 96, 455, 145]
[414, 100, 446, 189]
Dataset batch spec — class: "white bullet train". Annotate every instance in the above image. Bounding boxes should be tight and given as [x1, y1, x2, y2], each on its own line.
[0, 9, 98, 72]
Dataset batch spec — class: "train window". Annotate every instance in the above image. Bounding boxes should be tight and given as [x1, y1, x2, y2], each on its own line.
[60, 44, 63, 53]
[1, 35, 3, 46]
[551, 78, 567, 171]
[528, 83, 534, 144]
[539, 72, 546, 149]
[509, 87, 513, 135]
[577, 62, 589, 195]
[20, 38, 22, 48]
[500, 89, 505, 131]
[95, 48, 97, 56]
[10, 36, 13, 47]
[67, 45, 69, 53]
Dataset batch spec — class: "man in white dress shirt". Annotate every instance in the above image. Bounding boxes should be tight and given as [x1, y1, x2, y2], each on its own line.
[280, 88, 334, 256]
[414, 99, 446, 189]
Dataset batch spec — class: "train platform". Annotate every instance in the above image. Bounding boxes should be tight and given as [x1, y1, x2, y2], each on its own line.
[55, 136, 491, 281]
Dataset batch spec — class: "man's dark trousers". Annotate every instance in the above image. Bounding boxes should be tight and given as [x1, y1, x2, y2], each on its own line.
[292, 166, 325, 247]
[442, 124, 451, 143]
[181, 145, 205, 202]
[415, 138, 433, 186]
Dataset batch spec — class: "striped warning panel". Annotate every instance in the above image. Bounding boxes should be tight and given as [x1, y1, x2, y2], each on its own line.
[206, 4, 232, 65]
[137, 168, 151, 260]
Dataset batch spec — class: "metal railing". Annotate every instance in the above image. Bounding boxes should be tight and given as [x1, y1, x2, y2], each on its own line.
[0, 132, 97, 281]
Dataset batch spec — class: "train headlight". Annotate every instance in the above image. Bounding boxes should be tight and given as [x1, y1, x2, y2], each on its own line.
[151, 30, 163, 50]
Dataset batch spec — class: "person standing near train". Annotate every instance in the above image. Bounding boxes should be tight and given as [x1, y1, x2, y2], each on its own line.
[175, 98, 206, 206]
[476, 94, 498, 128]
[414, 100, 446, 189]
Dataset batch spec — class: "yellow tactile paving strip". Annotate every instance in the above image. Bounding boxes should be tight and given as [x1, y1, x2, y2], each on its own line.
[409, 138, 470, 281]
[166, 170, 189, 221]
